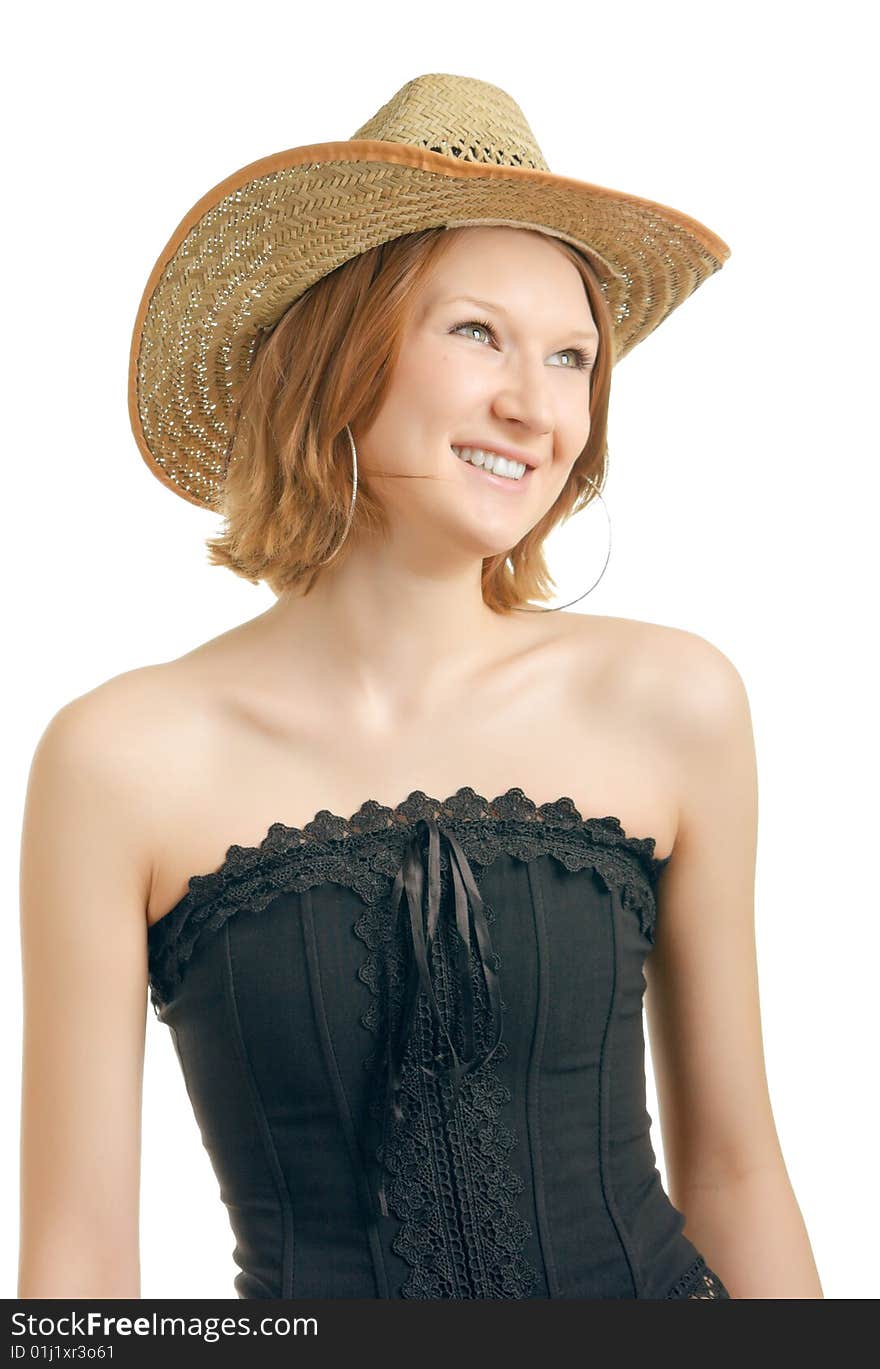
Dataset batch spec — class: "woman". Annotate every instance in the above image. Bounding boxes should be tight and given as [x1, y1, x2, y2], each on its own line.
[18, 72, 822, 1299]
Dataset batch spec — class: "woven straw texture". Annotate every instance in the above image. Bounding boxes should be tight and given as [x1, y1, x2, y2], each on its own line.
[128, 73, 730, 509]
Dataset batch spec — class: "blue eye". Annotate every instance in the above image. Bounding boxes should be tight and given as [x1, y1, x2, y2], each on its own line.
[450, 319, 593, 371]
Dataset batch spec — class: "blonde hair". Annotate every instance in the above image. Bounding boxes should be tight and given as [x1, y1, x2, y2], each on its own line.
[206, 225, 613, 613]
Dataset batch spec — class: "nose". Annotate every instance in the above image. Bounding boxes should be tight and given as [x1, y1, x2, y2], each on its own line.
[490, 356, 555, 437]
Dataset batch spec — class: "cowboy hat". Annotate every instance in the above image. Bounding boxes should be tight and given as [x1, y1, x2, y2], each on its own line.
[128, 71, 730, 510]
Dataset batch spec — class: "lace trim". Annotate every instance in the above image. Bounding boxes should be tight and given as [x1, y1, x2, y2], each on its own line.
[357, 852, 535, 1296]
[147, 785, 670, 1013]
[666, 1254, 731, 1299]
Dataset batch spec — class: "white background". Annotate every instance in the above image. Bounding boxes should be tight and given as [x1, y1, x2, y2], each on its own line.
[4, 0, 877, 1300]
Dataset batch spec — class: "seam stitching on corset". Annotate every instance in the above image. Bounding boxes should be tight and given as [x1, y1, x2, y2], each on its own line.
[525, 859, 558, 1295]
[223, 920, 296, 1297]
[596, 874, 645, 1296]
[300, 887, 390, 1296]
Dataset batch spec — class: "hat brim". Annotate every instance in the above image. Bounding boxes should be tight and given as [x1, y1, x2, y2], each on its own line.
[129, 138, 731, 509]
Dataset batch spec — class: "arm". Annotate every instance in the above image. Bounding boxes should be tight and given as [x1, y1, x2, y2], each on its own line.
[18, 684, 156, 1298]
[643, 631, 823, 1299]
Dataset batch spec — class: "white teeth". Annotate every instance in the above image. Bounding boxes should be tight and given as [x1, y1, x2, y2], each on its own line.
[452, 446, 527, 480]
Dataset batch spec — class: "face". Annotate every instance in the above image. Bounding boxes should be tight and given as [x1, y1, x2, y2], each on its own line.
[352, 226, 598, 565]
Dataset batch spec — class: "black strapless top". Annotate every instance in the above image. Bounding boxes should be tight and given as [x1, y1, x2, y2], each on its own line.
[147, 785, 730, 1300]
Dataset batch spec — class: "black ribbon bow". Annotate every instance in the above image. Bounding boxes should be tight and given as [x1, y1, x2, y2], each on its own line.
[374, 816, 504, 1219]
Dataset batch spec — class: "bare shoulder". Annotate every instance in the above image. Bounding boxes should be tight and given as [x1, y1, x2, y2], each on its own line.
[565, 613, 754, 848]
[35, 660, 198, 780]
[579, 612, 752, 736]
[28, 661, 208, 893]
[645, 621, 753, 761]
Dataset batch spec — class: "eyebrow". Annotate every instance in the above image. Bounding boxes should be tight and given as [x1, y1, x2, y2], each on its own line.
[440, 294, 600, 349]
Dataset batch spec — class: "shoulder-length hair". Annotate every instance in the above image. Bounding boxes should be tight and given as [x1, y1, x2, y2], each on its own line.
[206, 225, 613, 613]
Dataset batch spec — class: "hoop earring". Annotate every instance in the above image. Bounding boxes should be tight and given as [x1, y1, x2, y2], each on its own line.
[511, 476, 611, 613]
[315, 424, 359, 566]
[314, 426, 611, 611]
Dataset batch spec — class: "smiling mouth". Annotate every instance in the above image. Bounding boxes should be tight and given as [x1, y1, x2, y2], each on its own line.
[450, 446, 535, 490]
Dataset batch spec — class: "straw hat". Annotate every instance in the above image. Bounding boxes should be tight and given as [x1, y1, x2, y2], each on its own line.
[128, 71, 731, 511]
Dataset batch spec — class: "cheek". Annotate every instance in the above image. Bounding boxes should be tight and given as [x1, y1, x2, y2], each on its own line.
[393, 345, 450, 401]
[429, 345, 488, 405]
[563, 404, 591, 457]
[396, 345, 482, 424]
